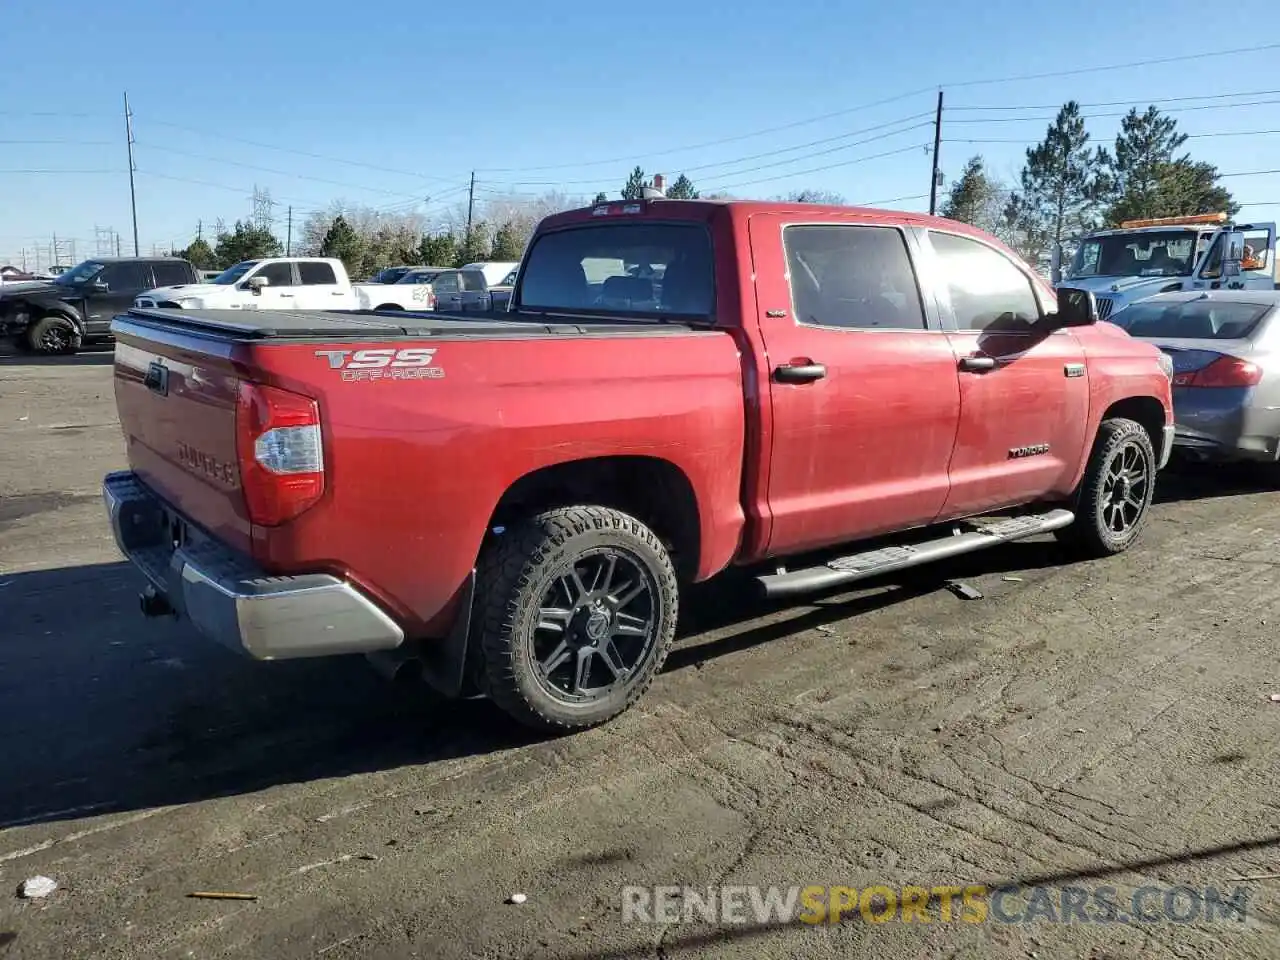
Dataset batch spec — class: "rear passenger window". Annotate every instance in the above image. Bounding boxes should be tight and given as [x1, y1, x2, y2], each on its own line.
[930, 231, 1041, 332]
[783, 225, 926, 330]
[434, 273, 459, 293]
[152, 261, 192, 286]
[460, 270, 486, 292]
[298, 261, 337, 285]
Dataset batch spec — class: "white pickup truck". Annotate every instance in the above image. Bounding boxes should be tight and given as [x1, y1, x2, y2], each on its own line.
[134, 257, 437, 312]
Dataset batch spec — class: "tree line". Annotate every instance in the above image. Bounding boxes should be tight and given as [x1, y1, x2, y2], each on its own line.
[940, 102, 1237, 268]
[182, 117, 1212, 281]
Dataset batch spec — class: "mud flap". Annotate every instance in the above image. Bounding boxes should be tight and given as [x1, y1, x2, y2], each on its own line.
[419, 569, 475, 698]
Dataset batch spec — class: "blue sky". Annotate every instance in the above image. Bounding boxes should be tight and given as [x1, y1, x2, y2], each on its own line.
[1, 0, 1277, 267]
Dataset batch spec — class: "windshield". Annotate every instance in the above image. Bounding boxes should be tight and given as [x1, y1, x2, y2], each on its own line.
[517, 222, 714, 319]
[1113, 298, 1272, 340]
[396, 270, 441, 284]
[211, 261, 258, 285]
[54, 260, 106, 285]
[1069, 230, 1199, 279]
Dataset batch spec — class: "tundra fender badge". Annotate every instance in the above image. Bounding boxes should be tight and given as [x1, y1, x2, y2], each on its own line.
[1009, 443, 1050, 459]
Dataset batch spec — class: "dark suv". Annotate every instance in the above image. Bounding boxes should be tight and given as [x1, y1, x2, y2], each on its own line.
[0, 256, 200, 354]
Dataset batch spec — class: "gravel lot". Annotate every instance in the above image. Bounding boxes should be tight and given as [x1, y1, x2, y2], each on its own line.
[2, 346, 1279, 959]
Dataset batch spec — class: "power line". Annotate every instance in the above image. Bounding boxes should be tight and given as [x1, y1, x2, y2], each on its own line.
[945, 127, 1280, 146]
[134, 142, 436, 200]
[0, 139, 112, 146]
[943, 41, 1280, 90]
[1221, 168, 1280, 178]
[136, 116, 462, 186]
[854, 192, 931, 206]
[711, 143, 929, 191]
[950, 87, 1280, 111]
[948, 97, 1280, 125]
[487, 119, 934, 189]
[0, 168, 120, 175]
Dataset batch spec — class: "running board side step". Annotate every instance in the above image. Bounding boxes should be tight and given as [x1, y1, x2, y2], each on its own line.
[755, 508, 1075, 600]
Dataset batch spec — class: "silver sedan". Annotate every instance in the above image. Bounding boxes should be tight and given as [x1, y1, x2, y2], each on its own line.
[1112, 289, 1280, 464]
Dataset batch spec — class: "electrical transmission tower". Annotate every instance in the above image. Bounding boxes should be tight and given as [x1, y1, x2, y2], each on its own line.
[94, 226, 116, 257]
[251, 186, 275, 232]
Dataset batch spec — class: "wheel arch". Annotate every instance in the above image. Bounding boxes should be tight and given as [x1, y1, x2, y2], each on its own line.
[1100, 395, 1165, 459]
[485, 455, 702, 583]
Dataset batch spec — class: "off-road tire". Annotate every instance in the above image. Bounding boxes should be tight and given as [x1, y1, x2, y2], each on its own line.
[27, 314, 81, 355]
[1055, 417, 1155, 558]
[473, 506, 679, 730]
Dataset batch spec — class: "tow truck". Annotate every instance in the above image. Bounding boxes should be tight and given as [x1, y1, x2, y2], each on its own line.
[1051, 213, 1278, 321]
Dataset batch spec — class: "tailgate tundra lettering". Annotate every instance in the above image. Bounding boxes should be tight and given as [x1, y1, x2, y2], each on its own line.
[314, 348, 445, 381]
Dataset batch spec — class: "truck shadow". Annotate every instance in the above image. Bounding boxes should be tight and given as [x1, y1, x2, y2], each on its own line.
[0, 539, 1079, 830]
[0, 344, 114, 366]
[1154, 458, 1278, 504]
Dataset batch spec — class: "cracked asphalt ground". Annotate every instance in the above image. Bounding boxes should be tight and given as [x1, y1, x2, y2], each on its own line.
[3, 347, 1280, 960]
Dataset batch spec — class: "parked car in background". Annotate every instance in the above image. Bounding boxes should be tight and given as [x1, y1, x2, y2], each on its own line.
[367, 265, 417, 284]
[394, 266, 451, 287]
[199, 270, 221, 282]
[1112, 289, 1280, 465]
[0, 256, 199, 353]
[461, 261, 520, 286]
[490, 267, 518, 311]
[136, 257, 436, 313]
[429, 267, 493, 312]
[104, 197, 1174, 731]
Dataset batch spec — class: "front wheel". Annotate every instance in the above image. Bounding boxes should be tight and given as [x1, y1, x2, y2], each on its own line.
[27, 315, 81, 355]
[1055, 417, 1156, 558]
[473, 506, 679, 730]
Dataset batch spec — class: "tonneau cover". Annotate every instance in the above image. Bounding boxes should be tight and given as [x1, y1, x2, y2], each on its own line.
[117, 307, 690, 340]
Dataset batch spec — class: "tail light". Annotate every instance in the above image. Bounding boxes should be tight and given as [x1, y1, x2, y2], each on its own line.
[236, 382, 324, 526]
[1172, 355, 1263, 389]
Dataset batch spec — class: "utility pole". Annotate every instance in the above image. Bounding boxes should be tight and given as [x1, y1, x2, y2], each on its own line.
[928, 89, 944, 216]
[115, 233, 121, 257]
[197, 219, 203, 242]
[465, 171, 476, 237]
[286, 206, 293, 256]
[125, 92, 139, 255]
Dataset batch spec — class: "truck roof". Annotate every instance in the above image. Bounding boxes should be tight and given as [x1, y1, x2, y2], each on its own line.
[538, 198, 1002, 238]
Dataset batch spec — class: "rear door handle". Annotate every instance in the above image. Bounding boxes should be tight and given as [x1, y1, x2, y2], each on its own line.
[959, 355, 997, 372]
[774, 362, 827, 383]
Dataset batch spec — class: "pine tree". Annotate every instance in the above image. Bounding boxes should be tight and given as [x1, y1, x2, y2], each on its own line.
[940, 156, 1005, 232]
[622, 166, 650, 200]
[180, 237, 217, 270]
[1104, 107, 1237, 224]
[490, 221, 524, 260]
[1015, 102, 1109, 254]
[592, 192, 609, 204]
[418, 232, 458, 267]
[665, 174, 699, 199]
[456, 224, 490, 265]
[214, 220, 281, 268]
[319, 215, 364, 275]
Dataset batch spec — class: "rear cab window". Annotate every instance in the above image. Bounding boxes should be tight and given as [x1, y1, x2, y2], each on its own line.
[1113, 298, 1272, 340]
[517, 222, 714, 319]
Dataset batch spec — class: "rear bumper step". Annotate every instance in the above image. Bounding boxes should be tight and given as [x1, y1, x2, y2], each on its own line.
[755, 508, 1075, 600]
[102, 471, 404, 660]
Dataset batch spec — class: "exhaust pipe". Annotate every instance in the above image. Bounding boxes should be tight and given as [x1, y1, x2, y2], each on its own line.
[366, 648, 423, 684]
[139, 586, 174, 618]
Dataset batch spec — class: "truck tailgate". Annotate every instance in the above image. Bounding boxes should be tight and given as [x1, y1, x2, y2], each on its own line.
[113, 331, 251, 553]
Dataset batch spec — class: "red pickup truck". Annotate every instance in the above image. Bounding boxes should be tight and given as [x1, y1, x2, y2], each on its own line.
[103, 199, 1175, 730]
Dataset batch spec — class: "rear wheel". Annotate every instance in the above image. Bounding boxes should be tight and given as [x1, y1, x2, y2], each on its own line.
[1055, 417, 1155, 558]
[473, 506, 679, 730]
[27, 315, 81, 355]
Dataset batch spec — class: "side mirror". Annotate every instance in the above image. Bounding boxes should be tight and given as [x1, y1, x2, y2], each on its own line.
[1049, 287, 1098, 327]
[246, 276, 270, 294]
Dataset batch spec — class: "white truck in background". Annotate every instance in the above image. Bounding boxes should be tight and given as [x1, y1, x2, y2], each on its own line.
[134, 257, 438, 312]
[1052, 213, 1278, 321]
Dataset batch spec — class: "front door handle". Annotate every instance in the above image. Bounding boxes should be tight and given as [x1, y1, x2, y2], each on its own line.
[774, 362, 827, 383]
[959, 355, 997, 372]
